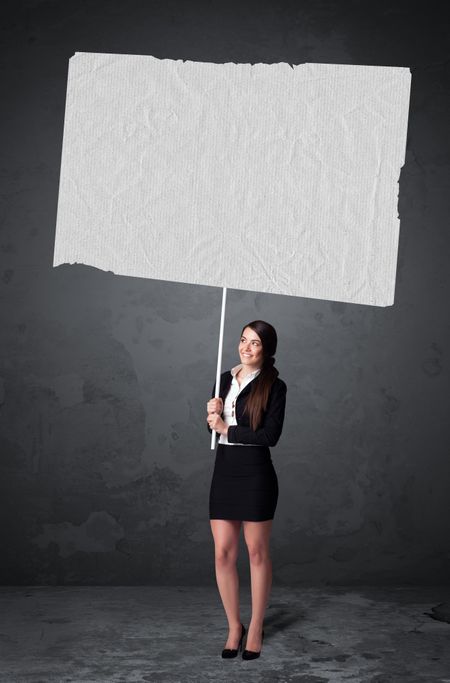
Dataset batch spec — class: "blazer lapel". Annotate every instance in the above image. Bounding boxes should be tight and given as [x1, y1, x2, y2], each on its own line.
[218, 371, 260, 402]
[235, 374, 261, 403]
[219, 372, 232, 400]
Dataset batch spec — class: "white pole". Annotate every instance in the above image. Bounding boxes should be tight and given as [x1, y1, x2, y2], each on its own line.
[211, 287, 227, 450]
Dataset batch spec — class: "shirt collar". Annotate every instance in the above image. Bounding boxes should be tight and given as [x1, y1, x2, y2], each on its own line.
[231, 363, 262, 379]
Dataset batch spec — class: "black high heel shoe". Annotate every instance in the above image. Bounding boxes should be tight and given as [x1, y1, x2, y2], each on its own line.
[221, 623, 246, 658]
[242, 628, 264, 660]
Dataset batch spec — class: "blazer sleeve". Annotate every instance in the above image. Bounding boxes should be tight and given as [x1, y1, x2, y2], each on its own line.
[227, 380, 287, 447]
[206, 380, 222, 435]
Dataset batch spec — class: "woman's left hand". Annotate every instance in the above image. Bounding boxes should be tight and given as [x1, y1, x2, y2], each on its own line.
[207, 412, 227, 435]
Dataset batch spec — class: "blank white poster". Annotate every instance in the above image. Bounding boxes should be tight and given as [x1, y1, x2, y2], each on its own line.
[53, 52, 411, 306]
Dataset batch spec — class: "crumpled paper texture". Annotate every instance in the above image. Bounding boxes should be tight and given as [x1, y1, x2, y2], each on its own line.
[54, 52, 411, 306]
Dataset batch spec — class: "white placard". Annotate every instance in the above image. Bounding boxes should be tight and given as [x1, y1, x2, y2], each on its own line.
[54, 53, 411, 306]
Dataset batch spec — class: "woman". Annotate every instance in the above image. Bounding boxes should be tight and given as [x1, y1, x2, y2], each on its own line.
[206, 320, 287, 660]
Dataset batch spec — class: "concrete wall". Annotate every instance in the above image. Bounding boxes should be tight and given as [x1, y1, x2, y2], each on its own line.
[1, 0, 449, 585]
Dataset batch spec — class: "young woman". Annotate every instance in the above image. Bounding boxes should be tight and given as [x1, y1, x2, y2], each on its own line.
[206, 320, 287, 660]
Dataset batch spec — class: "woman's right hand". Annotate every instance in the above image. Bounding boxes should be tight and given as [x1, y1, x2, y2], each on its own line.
[207, 397, 223, 415]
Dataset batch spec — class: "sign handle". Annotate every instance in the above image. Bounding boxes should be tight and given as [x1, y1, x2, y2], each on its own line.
[211, 287, 227, 450]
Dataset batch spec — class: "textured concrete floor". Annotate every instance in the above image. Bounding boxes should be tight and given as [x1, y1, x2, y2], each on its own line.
[0, 586, 450, 682]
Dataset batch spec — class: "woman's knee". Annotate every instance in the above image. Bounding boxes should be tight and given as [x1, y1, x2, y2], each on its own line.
[215, 545, 238, 567]
[210, 520, 241, 567]
[246, 543, 270, 565]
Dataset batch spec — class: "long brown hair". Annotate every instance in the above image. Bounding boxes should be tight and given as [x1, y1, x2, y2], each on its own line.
[239, 320, 279, 431]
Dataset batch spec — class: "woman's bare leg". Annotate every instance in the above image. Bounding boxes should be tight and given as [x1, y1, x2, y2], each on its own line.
[210, 519, 243, 649]
[242, 519, 273, 652]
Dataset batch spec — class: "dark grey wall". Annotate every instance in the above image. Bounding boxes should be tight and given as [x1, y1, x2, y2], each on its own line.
[1, 0, 449, 585]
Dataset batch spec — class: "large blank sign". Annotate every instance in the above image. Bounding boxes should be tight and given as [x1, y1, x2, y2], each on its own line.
[53, 52, 411, 306]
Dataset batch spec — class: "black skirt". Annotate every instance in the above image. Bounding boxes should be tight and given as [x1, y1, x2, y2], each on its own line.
[209, 443, 279, 522]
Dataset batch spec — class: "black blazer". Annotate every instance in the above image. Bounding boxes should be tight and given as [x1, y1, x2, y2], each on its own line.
[207, 370, 287, 447]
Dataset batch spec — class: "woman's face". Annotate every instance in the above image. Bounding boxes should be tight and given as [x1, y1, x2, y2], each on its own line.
[238, 327, 264, 370]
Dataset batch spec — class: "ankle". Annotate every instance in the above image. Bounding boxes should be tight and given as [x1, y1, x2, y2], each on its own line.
[228, 620, 242, 630]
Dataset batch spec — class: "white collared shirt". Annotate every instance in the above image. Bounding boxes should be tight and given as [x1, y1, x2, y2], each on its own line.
[218, 363, 262, 446]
